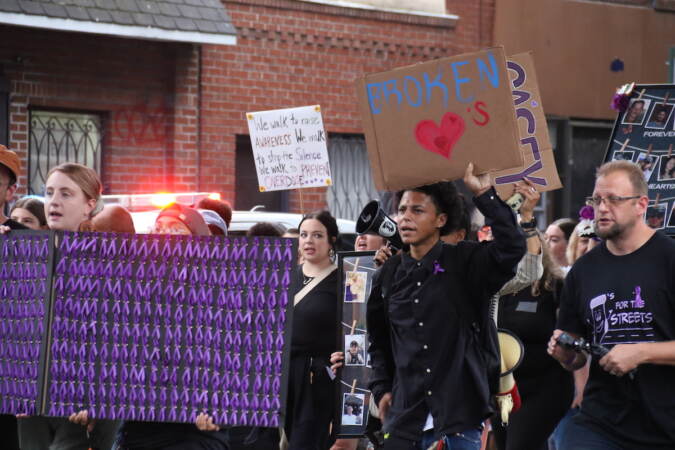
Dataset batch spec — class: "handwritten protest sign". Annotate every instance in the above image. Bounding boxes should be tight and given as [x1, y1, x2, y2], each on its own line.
[356, 47, 522, 191]
[492, 52, 562, 199]
[246, 105, 332, 192]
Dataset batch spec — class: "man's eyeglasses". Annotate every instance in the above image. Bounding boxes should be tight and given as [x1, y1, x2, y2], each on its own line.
[585, 195, 641, 207]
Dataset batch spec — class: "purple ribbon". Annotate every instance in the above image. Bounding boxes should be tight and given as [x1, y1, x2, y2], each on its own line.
[281, 265, 291, 287]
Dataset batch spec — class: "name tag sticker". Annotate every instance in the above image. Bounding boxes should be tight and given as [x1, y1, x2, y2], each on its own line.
[516, 301, 538, 313]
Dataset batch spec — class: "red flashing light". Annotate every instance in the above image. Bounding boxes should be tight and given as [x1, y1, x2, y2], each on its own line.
[150, 193, 177, 208]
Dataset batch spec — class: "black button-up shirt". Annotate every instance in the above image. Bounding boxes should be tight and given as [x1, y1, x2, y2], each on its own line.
[367, 188, 526, 440]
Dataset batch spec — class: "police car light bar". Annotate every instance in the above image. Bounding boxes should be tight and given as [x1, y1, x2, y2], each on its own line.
[102, 192, 221, 212]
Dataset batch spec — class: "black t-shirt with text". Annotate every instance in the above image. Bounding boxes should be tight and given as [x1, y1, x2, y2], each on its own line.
[557, 232, 675, 447]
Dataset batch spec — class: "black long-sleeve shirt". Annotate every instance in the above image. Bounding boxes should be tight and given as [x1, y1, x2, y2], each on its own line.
[366, 188, 526, 440]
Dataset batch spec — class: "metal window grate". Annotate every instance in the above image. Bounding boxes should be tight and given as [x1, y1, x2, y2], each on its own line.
[326, 134, 379, 221]
[28, 110, 102, 195]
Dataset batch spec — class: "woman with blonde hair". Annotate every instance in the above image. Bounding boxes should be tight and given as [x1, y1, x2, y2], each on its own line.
[5, 163, 118, 450]
[565, 206, 597, 267]
[42, 162, 104, 232]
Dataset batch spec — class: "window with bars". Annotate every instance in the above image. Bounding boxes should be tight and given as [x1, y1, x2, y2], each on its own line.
[28, 110, 103, 195]
[326, 134, 380, 221]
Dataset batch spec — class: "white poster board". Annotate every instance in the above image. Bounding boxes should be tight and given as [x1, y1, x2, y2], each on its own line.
[246, 105, 333, 192]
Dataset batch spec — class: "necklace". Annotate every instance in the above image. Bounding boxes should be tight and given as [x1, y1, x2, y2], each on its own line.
[302, 274, 314, 285]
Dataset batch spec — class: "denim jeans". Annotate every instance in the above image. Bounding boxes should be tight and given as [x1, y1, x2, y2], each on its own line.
[385, 428, 482, 450]
[561, 416, 625, 450]
[549, 407, 579, 450]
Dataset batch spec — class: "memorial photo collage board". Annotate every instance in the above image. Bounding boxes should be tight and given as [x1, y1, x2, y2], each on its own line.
[335, 251, 377, 437]
[605, 84, 675, 235]
[0, 231, 297, 427]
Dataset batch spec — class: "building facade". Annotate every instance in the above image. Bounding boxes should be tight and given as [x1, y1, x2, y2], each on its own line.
[1, 0, 486, 220]
[493, 0, 675, 219]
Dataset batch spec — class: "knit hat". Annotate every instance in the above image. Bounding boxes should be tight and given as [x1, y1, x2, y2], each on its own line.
[156, 203, 210, 236]
[0, 145, 20, 183]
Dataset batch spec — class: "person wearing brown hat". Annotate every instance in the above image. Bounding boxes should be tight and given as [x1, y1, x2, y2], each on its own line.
[0, 145, 27, 230]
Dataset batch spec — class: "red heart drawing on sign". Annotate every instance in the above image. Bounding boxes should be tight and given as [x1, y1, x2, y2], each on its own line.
[414, 112, 466, 160]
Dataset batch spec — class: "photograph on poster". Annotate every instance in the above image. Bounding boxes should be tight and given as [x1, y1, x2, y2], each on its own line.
[344, 334, 366, 366]
[646, 203, 668, 230]
[645, 103, 673, 130]
[621, 98, 651, 126]
[659, 155, 675, 181]
[636, 153, 658, 181]
[341, 393, 366, 426]
[344, 271, 368, 303]
[612, 151, 634, 162]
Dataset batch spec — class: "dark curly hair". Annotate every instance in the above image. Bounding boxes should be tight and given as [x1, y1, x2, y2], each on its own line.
[247, 221, 283, 237]
[395, 181, 462, 236]
[196, 198, 232, 227]
[298, 210, 339, 251]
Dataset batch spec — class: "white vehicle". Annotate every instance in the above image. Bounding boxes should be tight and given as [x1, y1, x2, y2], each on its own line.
[102, 192, 357, 249]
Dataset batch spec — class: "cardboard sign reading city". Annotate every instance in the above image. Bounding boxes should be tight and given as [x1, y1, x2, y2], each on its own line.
[492, 52, 562, 199]
[246, 105, 333, 192]
[356, 47, 524, 191]
[604, 84, 675, 235]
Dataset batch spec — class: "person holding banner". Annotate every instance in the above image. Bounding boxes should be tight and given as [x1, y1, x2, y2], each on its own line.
[367, 163, 526, 449]
[284, 210, 340, 449]
[3, 163, 119, 450]
[10, 197, 48, 230]
[115, 203, 233, 450]
[202, 210, 341, 450]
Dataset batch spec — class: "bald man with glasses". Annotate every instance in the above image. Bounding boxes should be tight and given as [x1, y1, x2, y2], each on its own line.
[548, 160, 675, 449]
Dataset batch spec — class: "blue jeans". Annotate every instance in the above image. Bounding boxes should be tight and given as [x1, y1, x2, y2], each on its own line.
[385, 428, 482, 450]
[549, 407, 579, 450]
[561, 415, 624, 450]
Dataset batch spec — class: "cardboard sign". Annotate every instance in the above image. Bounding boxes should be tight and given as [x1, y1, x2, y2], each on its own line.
[246, 105, 332, 192]
[492, 52, 562, 199]
[604, 84, 675, 236]
[356, 47, 523, 191]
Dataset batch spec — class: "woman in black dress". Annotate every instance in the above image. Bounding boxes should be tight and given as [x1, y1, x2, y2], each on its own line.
[284, 210, 339, 449]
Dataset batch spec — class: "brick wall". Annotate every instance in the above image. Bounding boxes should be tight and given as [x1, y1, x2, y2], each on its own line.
[196, 0, 483, 212]
[0, 24, 194, 195]
[1, 0, 488, 213]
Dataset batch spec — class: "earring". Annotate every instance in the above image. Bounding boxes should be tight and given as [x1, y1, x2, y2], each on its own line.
[329, 248, 335, 260]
